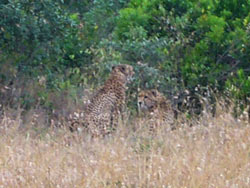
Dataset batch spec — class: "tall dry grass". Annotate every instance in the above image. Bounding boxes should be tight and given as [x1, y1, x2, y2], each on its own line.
[0, 104, 249, 188]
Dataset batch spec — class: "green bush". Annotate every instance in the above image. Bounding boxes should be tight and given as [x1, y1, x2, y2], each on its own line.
[0, 0, 249, 118]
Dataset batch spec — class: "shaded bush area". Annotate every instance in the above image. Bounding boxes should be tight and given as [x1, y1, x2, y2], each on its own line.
[0, 0, 249, 123]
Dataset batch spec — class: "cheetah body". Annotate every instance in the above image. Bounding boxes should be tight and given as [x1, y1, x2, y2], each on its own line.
[138, 89, 175, 129]
[83, 64, 134, 136]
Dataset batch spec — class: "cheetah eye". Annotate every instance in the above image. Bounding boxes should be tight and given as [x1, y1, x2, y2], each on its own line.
[149, 105, 154, 109]
[144, 96, 148, 99]
[120, 66, 126, 73]
[151, 91, 157, 97]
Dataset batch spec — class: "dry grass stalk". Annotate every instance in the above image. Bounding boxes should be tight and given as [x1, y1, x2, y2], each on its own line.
[0, 103, 249, 188]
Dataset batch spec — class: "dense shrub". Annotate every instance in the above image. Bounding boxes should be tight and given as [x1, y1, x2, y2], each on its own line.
[0, 0, 249, 118]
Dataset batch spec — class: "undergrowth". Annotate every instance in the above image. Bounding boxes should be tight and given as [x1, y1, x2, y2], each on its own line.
[0, 102, 249, 188]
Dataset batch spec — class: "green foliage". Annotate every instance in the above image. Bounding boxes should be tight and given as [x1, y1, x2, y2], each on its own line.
[226, 69, 250, 101]
[0, 0, 90, 76]
[115, 0, 193, 40]
[83, 0, 128, 45]
[0, 0, 249, 117]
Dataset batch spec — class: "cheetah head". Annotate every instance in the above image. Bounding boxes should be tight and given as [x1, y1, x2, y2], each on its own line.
[138, 89, 162, 113]
[112, 64, 134, 83]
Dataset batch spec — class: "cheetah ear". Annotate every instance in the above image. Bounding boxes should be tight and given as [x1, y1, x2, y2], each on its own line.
[119, 66, 126, 74]
[151, 89, 158, 97]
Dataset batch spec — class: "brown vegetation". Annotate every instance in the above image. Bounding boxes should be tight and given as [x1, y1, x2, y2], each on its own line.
[0, 103, 249, 188]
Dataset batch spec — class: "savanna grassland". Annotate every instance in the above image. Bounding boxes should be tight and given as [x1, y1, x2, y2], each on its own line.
[1, 0, 250, 187]
[0, 105, 249, 188]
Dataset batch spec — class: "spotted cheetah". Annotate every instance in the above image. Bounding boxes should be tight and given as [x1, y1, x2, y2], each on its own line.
[71, 64, 134, 137]
[138, 89, 175, 130]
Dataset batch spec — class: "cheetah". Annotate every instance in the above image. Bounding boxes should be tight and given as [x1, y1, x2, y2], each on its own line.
[138, 89, 175, 130]
[74, 64, 134, 137]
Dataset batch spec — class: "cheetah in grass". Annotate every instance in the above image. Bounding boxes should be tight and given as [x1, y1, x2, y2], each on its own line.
[138, 89, 175, 130]
[71, 64, 134, 137]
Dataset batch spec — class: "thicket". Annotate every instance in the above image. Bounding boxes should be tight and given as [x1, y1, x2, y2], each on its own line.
[0, 0, 249, 121]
